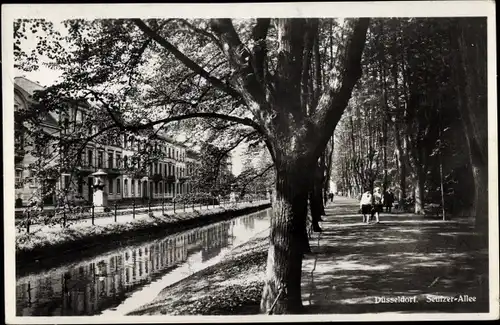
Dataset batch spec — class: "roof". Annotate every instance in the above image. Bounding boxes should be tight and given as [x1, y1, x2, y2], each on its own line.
[14, 76, 45, 96]
[14, 77, 60, 127]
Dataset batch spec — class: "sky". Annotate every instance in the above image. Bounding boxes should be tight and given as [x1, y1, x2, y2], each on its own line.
[15, 20, 246, 176]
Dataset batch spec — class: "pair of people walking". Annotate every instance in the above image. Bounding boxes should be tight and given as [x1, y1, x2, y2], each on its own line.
[359, 187, 383, 224]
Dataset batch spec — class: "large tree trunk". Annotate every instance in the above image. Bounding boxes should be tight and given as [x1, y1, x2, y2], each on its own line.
[451, 19, 488, 239]
[413, 167, 425, 214]
[394, 128, 406, 208]
[323, 138, 334, 203]
[260, 161, 309, 314]
[309, 161, 324, 231]
[317, 155, 327, 216]
[413, 144, 426, 214]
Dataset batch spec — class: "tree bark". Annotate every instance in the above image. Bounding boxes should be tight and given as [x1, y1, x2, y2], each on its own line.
[413, 166, 425, 214]
[394, 124, 406, 208]
[451, 19, 488, 238]
[413, 144, 426, 214]
[309, 160, 324, 231]
[323, 138, 334, 204]
[260, 161, 309, 314]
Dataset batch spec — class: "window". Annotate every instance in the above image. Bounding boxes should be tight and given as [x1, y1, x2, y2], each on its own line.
[80, 151, 86, 166]
[87, 122, 93, 136]
[109, 179, 113, 194]
[124, 179, 128, 197]
[15, 170, 22, 187]
[124, 156, 128, 168]
[78, 178, 83, 195]
[168, 147, 171, 158]
[63, 116, 70, 132]
[160, 182, 163, 194]
[63, 175, 70, 190]
[97, 151, 103, 168]
[154, 163, 158, 174]
[131, 179, 135, 195]
[15, 128, 24, 148]
[108, 152, 114, 169]
[116, 153, 121, 168]
[164, 182, 168, 194]
[88, 150, 93, 167]
[116, 179, 121, 194]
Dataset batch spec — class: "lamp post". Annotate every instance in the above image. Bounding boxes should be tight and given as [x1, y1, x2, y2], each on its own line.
[91, 169, 108, 213]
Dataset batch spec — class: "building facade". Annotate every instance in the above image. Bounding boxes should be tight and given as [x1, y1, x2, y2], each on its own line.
[14, 77, 201, 207]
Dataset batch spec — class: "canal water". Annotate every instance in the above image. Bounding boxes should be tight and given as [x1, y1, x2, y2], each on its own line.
[16, 208, 271, 316]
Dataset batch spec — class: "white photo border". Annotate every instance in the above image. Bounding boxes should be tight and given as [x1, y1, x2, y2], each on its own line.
[2, 1, 498, 323]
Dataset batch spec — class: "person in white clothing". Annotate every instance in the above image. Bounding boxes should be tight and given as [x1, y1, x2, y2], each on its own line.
[371, 187, 383, 223]
[360, 191, 373, 223]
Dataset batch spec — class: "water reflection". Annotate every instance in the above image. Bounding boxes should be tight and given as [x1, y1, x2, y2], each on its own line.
[16, 209, 270, 316]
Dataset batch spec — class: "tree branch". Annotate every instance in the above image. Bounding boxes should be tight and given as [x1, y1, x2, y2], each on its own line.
[251, 19, 271, 84]
[132, 19, 243, 101]
[238, 162, 274, 194]
[311, 18, 370, 159]
[176, 19, 224, 51]
[209, 19, 269, 108]
[125, 112, 264, 135]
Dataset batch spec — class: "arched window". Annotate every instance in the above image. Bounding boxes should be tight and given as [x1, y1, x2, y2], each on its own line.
[131, 179, 135, 195]
[124, 179, 128, 197]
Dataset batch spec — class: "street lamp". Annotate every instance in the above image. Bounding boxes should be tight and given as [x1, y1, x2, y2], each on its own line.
[91, 169, 108, 213]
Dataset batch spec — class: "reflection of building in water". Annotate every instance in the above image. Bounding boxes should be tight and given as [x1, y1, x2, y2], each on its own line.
[201, 222, 231, 262]
[241, 214, 256, 230]
[16, 218, 233, 316]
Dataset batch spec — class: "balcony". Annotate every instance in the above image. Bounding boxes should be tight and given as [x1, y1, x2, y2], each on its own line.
[151, 173, 164, 183]
[103, 167, 122, 178]
[131, 169, 148, 179]
[77, 164, 95, 176]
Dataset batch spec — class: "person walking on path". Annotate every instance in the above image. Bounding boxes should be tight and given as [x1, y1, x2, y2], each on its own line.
[383, 189, 395, 213]
[372, 187, 383, 223]
[360, 190, 373, 223]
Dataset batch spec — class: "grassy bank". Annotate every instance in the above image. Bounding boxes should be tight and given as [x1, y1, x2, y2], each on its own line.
[129, 229, 270, 316]
[15, 202, 270, 271]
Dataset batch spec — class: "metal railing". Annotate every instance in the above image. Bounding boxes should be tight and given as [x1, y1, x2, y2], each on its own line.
[16, 197, 270, 233]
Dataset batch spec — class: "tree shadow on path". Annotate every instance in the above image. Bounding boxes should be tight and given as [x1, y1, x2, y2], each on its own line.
[302, 198, 489, 314]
